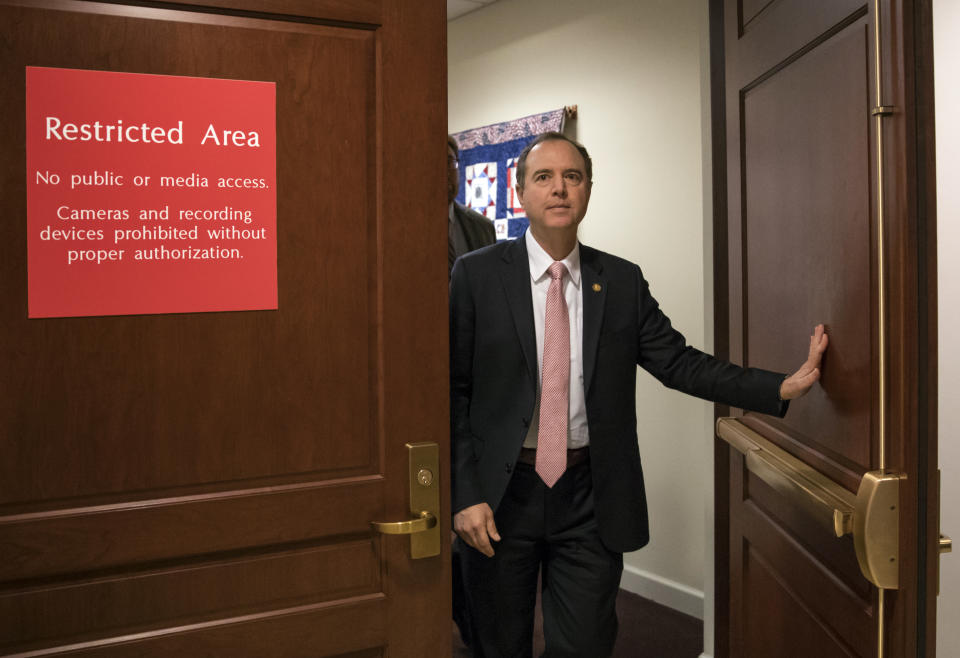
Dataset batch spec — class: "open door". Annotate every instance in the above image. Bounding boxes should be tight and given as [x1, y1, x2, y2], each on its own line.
[712, 0, 941, 655]
[0, 1, 450, 655]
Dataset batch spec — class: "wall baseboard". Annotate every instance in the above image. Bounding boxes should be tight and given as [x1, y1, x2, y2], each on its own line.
[619, 564, 705, 620]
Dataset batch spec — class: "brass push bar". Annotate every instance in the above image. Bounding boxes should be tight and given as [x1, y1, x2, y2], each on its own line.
[716, 418, 901, 589]
[717, 417, 855, 536]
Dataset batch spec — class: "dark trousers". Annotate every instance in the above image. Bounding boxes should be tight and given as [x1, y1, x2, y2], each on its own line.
[453, 534, 474, 646]
[463, 458, 623, 658]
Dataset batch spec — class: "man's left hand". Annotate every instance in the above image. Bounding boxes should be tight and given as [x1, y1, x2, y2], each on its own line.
[779, 324, 829, 400]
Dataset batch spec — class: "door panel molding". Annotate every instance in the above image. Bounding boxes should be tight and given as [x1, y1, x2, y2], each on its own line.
[7, 595, 387, 657]
[7, 0, 384, 29]
[743, 543, 860, 657]
[736, 13, 874, 489]
[1, 541, 379, 648]
[0, 479, 382, 581]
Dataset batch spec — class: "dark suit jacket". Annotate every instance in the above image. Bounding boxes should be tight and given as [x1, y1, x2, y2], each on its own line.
[450, 235, 788, 553]
[453, 202, 496, 254]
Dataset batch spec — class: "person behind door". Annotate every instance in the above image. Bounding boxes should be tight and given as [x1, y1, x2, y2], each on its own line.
[448, 134, 496, 277]
[449, 132, 828, 657]
[447, 134, 495, 648]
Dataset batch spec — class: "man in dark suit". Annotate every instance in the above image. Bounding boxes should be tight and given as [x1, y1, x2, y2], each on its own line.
[448, 134, 496, 277]
[450, 132, 827, 657]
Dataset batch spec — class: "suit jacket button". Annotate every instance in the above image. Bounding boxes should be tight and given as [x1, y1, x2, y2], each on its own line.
[522, 417, 529, 427]
[505, 462, 513, 473]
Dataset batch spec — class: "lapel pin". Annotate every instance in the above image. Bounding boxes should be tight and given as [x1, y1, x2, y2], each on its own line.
[592, 283, 602, 292]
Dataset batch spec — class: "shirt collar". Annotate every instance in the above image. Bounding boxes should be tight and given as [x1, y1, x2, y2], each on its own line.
[525, 229, 581, 288]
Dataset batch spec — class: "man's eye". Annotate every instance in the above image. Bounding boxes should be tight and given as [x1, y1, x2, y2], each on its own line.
[565, 173, 582, 183]
[535, 173, 549, 182]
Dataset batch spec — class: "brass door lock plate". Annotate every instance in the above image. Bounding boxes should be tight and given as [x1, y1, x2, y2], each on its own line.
[370, 442, 441, 559]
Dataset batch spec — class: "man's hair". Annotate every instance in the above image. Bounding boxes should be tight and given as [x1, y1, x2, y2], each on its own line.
[515, 132, 592, 191]
[447, 134, 459, 157]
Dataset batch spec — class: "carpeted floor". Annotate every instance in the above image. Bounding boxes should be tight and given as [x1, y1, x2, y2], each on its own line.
[452, 587, 704, 657]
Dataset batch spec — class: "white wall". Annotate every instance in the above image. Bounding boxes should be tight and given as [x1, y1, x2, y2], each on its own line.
[934, 0, 959, 654]
[449, 0, 713, 623]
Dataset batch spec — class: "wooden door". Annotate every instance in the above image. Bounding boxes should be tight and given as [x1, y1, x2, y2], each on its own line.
[711, 0, 938, 655]
[0, 1, 450, 656]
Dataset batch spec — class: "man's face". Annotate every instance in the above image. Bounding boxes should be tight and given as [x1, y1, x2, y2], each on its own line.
[516, 139, 591, 236]
[447, 145, 459, 204]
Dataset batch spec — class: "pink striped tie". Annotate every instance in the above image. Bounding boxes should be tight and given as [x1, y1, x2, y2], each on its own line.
[536, 261, 569, 488]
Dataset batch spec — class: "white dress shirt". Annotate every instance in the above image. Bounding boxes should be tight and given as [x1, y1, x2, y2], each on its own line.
[522, 230, 589, 449]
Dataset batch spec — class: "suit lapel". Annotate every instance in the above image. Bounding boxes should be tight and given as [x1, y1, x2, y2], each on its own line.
[500, 237, 538, 389]
[580, 245, 606, 395]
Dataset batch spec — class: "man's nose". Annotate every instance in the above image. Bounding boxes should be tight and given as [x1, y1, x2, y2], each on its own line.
[550, 177, 567, 196]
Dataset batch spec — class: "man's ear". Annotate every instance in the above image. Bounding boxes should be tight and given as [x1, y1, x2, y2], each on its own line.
[515, 184, 525, 206]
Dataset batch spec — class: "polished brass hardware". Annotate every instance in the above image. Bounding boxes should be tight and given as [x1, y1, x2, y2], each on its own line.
[371, 510, 437, 535]
[716, 418, 855, 536]
[871, 0, 890, 647]
[871, 0, 888, 477]
[717, 419, 906, 591]
[370, 442, 441, 558]
[937, 471, 948, 594]
[854, 471, 902, 589]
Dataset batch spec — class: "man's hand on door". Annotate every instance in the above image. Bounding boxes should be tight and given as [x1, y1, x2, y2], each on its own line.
[779, 324, 829, 400]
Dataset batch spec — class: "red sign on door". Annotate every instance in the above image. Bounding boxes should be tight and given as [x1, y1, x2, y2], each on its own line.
[26, 66, 277, 318]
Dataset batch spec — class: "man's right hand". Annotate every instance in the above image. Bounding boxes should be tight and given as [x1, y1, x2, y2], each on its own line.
[454, 502, 500, 557]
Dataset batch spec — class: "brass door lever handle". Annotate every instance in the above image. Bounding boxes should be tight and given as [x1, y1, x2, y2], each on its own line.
[371, 443, 441, 558]
[941, 534, 953, 554]
[371, 510, 437, 535]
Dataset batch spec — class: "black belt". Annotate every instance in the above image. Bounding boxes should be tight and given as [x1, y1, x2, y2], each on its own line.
[517, 446, 589, 468]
